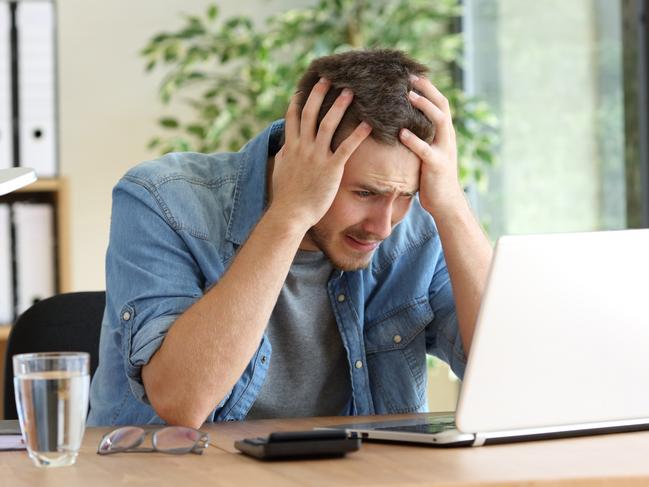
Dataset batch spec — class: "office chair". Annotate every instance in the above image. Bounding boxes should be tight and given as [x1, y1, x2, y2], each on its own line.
[3, 291, 105, 419]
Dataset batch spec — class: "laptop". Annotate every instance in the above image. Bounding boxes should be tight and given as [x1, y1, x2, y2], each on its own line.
[322, 229, 649, 446]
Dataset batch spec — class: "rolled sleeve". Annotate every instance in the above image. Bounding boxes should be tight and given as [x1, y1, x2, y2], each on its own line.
[123, 313, 179, 404]
[105, 177, 205, 406]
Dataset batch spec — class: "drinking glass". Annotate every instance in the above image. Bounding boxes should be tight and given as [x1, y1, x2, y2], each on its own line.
[13, 352, 90, 467]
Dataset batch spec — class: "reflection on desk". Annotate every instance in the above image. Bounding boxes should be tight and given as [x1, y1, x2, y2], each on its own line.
[2, 413, 649, 486]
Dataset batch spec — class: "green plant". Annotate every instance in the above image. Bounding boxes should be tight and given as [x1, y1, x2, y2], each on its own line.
[141, 0, 497, 188]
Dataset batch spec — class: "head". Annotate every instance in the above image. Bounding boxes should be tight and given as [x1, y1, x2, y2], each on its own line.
[295, 49, 435, 271]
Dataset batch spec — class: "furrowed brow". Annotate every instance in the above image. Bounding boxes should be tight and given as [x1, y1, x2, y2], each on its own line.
[357, 184, 418, 197]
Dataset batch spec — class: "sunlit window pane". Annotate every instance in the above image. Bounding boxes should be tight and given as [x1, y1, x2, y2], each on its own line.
[464, 0, 627, 237]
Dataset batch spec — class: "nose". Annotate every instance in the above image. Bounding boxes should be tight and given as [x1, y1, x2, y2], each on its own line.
[362, 202, 393, 241]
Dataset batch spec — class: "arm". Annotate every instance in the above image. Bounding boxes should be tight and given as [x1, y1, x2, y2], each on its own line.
[142, 80, 372, 428]
[399, 76, 493, 356]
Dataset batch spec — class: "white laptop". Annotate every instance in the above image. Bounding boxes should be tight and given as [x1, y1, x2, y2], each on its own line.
[323, 229, 649, 446]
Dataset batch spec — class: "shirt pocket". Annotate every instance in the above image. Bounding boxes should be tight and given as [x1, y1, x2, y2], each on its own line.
[364, 296, 433, 414]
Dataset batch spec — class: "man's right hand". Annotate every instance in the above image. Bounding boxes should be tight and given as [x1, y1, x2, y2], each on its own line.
[142, 79, 372, 429]
[269, 78, 372, 228]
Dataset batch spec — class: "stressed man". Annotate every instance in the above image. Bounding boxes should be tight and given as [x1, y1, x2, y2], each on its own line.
[88, 49, 492, 428]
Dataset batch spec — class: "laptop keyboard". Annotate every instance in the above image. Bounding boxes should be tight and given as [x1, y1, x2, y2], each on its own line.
[375, 416, 457, 434]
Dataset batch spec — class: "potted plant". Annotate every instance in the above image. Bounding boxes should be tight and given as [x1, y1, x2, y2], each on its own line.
[140, 0, 497, 190]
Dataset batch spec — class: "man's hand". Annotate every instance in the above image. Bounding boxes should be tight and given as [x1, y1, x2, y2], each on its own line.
[270, 78, 372, 228]
[399, 75, 493, 357]
[398, 75, 464, 218]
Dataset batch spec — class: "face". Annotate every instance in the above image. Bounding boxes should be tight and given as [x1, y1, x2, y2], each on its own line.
[301, 137, 421, 271]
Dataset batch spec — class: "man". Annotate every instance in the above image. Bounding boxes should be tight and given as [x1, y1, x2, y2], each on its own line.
[88, 49, 492, 428]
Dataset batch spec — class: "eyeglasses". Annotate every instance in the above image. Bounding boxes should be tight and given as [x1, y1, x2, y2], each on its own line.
[97, 426, 209, 455]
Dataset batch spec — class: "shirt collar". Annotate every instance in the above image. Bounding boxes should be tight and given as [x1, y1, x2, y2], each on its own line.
[226, 120, 285, 245]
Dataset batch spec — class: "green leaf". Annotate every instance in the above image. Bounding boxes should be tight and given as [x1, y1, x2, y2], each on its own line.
[207, 4, 218, 21]
[147, 137, 161, 150]
[163, 44, 179, 62]
[151, 33, 170, 44]
[186, 124, 206, 137]
[140, 44, 156, 56]
[159, 117, 179, 129]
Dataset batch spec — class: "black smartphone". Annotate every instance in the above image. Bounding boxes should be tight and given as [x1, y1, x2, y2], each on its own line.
[234, 429, 361, 460]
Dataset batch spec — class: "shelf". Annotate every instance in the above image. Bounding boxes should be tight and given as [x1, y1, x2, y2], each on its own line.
[0, 326, 11, 341]
[0, 176, 71, 292]
[12, 178, 61, 193]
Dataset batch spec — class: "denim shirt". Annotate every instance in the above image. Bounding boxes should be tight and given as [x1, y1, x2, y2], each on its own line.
[87, 120, 466, 426]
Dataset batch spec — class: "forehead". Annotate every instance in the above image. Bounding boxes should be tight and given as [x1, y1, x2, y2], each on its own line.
[342, 137, 420, 192]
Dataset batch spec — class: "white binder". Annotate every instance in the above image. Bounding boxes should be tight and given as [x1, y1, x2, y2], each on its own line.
[13, 201, 55, 314]
[0, 2, 12, 170]
[16, 0, 57, 177]
[0, 203, 12, 323]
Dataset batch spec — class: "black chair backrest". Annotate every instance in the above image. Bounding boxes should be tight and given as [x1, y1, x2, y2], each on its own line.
[3, 291, 105, 419]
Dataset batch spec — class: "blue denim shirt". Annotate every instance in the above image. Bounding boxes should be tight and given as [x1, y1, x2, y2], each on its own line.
[88, 120, 466, 426]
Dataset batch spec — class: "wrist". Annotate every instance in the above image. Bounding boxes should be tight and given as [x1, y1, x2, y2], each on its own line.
[422, 187, 469, 220]
[264, 204, 312, 238]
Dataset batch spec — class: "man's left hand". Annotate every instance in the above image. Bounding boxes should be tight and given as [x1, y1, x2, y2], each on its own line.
[399, 76, 464, 218]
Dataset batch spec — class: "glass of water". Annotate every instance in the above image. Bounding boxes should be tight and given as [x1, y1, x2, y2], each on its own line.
[13, 352, 90, 468]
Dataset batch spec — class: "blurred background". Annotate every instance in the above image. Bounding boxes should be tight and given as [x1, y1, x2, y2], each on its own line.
[54, 0, 647, 290]
[1, 0, 648, 413]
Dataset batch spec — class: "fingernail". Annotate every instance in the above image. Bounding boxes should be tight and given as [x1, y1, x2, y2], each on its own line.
[400, 128, 411, 139]
[409, 74, 419, 82]
[360, 121, 372, 132]
[341, 88, 353, 98]
[408, 90, 419, 100]
[319, 77, 329, 84]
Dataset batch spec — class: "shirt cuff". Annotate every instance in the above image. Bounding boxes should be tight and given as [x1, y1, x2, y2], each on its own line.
[124, 314, 178, 404]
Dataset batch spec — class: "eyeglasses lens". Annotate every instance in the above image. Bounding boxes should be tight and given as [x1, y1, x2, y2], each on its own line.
[154, 427, 202, 453]
[99, 426, 146, 454]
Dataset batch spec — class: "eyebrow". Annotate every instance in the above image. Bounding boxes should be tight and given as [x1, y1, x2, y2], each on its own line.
[356, 184, 418, 198]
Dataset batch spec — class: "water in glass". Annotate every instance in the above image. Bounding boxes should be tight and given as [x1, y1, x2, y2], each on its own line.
[14, 353, 89, 468]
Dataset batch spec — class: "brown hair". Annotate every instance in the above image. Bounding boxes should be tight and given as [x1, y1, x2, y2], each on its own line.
[295, 49, 434, 148]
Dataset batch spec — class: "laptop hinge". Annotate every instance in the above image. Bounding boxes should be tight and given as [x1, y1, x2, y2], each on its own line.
[472, 434, 487, 447]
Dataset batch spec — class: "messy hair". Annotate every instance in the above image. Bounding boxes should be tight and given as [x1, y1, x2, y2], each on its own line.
[295, 49, 434, 148]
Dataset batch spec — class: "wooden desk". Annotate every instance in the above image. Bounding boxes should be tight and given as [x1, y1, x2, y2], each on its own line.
[2, 414, 649, 486]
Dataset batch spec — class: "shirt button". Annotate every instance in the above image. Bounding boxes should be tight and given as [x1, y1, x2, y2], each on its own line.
[393, 335, 402, 344]
[122, 311, 131, 321]
[261, 355, 267, 364]
[337, 294, 346, 302]
[354, 360, 363, 369]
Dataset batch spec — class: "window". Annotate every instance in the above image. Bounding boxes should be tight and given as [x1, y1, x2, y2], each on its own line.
[463, 0, 646, 238]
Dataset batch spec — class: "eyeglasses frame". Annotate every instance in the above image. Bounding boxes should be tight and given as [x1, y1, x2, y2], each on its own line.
[97, 426, 209, 455]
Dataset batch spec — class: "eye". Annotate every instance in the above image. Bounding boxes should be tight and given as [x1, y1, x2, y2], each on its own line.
[355, 191, 374, 198]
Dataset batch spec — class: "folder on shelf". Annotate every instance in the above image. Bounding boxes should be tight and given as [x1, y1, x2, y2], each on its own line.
[16, 0, 57, 177]
[0, 2, 12, 170]
[0, 203, 12, 323]
[13, 202, 55, 315]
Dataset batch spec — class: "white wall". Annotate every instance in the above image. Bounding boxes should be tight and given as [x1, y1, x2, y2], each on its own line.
[57, 0, 310, 291]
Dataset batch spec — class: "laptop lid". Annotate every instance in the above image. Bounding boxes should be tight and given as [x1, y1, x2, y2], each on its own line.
[456, 229, 649, 434]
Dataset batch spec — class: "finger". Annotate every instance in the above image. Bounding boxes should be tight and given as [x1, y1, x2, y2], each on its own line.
[408, 90, 451, 148]
[284, 92, 301, 143]
[300, 78, 331, 140]
[399, 128, 438, 164]
[314, 88, 354, 152]
[332, 121, 372, 165]
[410, 75, 451, 116]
